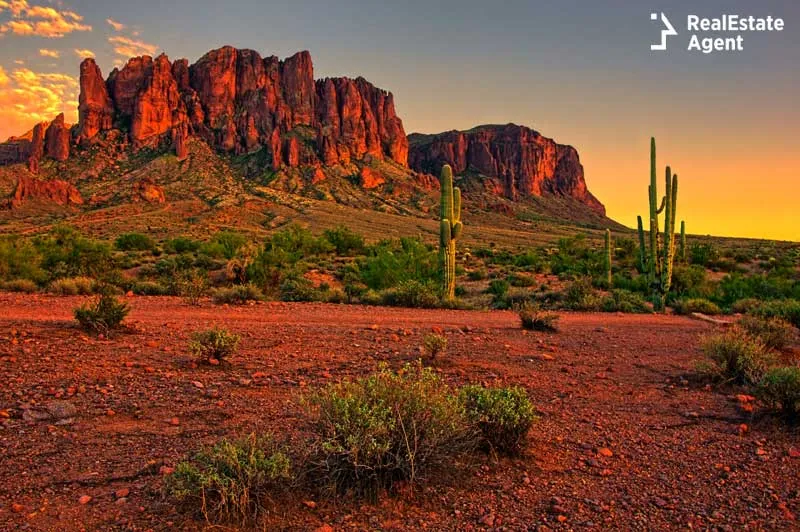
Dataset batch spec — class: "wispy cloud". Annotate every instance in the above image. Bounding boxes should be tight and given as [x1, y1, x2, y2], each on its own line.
[106, 17, 125, 31]
[0, 66, 78, 139]
[74, 48, 95, 59]
[109, 35, 158, 58]
[0, 0, 91, 38]
[39, 48, 59, 58]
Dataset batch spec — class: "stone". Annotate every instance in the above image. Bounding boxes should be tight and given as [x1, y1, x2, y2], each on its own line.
[44, 113, 70, 161]
[77, 58, 114, 142]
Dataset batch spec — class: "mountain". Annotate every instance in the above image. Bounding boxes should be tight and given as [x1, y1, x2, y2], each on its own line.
[0, 46, 612, 237]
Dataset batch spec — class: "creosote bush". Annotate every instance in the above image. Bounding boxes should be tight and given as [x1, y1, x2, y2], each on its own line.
[423, 333, 447, 359]
[306, 363, 473, 498]
[756, 366, 800, 419]
[165, 434, 292, 524]
[519, 304, 560, 332]
[74, 291, 130, 333]
[49, 276, 95, 295]
[700, 328, 772, 384]
[460, 385, 537, 456]
[211, 285, 264, 305]
[672, 298, 722, 316]
[738, 315, 795, 351]
[749, 299, 800, 329]
[1, 279, 38, 293]
[189, 328, 241, 363]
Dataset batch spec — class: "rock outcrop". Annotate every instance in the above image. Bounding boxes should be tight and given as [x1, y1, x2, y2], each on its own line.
[70, 46, 408, 168]
[8, 176, 83, 208]
[408, 124, 605, 214]
[44, 114, 71, 162]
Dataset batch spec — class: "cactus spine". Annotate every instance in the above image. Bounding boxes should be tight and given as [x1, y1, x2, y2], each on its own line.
[439, 164, 462, 302]
[680, 221, 686, 262]
[637, 137, 679, 311]
[604, 229, 613, 287]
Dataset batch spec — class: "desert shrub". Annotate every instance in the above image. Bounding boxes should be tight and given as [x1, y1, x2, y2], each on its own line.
[166, 434, 292, 523]
[563, 277, 602, 311]
[49, 276, 94, 295]
[749, 299, 800, 329]
[379, 280, 439, 308]
[74, 291, 130, 333]
[423, 333, 447, 359]
[519, 304, 559, 332]
[114, 232, 155, 252]
[508, 273, 536, 288]
[212, 231, 248, 260]
[279, 276, 317, 302]
[358, 237, 438, 290]
[671, 265, 710, 298]
[0, 236, 46, 284]
[689, 242, 718, 267]
[701, 328, 772, 384]
[715, 273, 798, 307]
[731, 298, 762, 314]
[34, 226, 112, 279]
[460, 385, 536, 455]
[756, 367, 800, 418]
[1, 279, 38, 293]
[673, 298, 722, 316]
[513, 250, 545, 272]
[132, 281, 170, 296]
[487, 279, 510, 298]
[550, 235, 604, 277]
[467, 269, 487, 281]
[323, 226, 365, 256]
[601, 289, 651, 313]
[738, 315, 795, 351]
[211, 285, 264, 305]
[189, 327, 241, 363]
[178, 269, 208, 305]
[246, 225, 329, 293]
[306, 363, 473, 497]
[164, 236, 201, 254]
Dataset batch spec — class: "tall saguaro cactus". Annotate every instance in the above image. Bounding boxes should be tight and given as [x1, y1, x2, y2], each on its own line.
[439, 164, 462, 302]
[680, 221, 687, 262]
[604, 229, 613, 288]
[636, 137, 679, 311]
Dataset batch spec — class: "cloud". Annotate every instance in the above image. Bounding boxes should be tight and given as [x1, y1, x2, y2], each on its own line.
[0, 0, 91, 38]
[108, 35, 158, 58]
[106, 17, 125, 31]
[0, 65, 78, 140]
[13, 59, 24, 65]
[39, 48, 59, 58]
[74, 48, 95, 58]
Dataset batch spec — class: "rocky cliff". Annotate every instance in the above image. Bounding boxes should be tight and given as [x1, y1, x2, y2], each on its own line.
[408, 124, 605, 215]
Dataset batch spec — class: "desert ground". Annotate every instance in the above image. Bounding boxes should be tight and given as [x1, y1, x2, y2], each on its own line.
[0, 292, 798, 531]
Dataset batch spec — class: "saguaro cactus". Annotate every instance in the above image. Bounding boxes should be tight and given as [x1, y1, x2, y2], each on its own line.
[604, 229, 613, 287]
[680, 221, 687, 262]
[636, 137, 679, 311]
[439, 164, 462, 301]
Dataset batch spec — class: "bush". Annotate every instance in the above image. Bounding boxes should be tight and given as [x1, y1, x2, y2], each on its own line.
[211, 285, 264, 305]
[519, 305, 559, 332]
[1, 279, 39, 293]
[165, 236, 201, 254]
[212, 231, 248, 260]
[749, 299, 800, 329]
[323, 226, 365, 256]
[114, 232, 155, 252]
[756, 366, 800, 418]
[730, 298, 762, 314]
[0, 236, 46, 283]
[74, 292, 130, 333]
[379, 280, 439, 308]
[460, 385, 536, 455]
[189, 328, 241, 363]
[49, 276, 94, 295]
[563, 278, 602, 311]
[672, 298, 722, 316]
[487, 279, 510, 298]
[423, 334, 447, 359]
[601, 289, 651, 313]
[132, 281, 170, 296]
[737, 315, 795, 351]
[358, 237, 438, 291]
[279, 276, 317, 302]
[700, 328, 772, 384]
[178, 269, 208, 305]
[166, 434, 292, 523]
[307, 363, 473, 497]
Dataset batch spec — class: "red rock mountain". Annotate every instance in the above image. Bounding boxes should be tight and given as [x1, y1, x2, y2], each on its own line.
[409, 124, 605, 215]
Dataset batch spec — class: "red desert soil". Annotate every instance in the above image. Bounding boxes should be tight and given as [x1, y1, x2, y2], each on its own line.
[0, 293, 798, 531]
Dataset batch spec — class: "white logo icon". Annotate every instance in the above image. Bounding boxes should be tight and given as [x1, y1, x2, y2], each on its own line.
[650, 12, 678, 50]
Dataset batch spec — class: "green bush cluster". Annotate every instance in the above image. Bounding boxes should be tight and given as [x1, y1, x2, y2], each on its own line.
[74, 291, 130, 333]
[460, 385, 537, 455]
[189, 327, 241, 363]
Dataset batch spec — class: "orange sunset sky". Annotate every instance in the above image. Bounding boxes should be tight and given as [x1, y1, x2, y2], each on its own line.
[0, 0, 798, 241]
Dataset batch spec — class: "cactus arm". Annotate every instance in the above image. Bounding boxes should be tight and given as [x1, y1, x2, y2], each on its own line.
[656, 196, 666, 214]
[637, 215, 647, 273]
[453, 187, 462, 224]
[680, 220, 686, 262]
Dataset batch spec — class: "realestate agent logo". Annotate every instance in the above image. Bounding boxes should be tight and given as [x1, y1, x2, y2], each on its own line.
[650, 12, 678, 50]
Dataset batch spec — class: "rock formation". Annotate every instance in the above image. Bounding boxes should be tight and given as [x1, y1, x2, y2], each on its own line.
[9, 176, 83, 208]
[77, 58, 113, 143]
[44, 114, 71, 162]
[408, 124, 605, 214]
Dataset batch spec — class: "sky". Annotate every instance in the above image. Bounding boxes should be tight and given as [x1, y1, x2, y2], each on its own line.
[0, 0, 798, 241]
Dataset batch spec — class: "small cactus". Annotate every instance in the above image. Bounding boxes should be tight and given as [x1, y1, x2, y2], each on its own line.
[439, 164, 462, 302]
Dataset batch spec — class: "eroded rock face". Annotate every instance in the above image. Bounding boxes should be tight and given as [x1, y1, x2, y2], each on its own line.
[132, 179, 166, 203]
[71, 47, 408, 168]
[44, 114, 71, 161]
[408, 124, 605, 214]
[9, 176, 83, 208]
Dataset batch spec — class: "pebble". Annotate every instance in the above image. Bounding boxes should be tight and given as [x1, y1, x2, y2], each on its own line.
[79, 495, 92, 505]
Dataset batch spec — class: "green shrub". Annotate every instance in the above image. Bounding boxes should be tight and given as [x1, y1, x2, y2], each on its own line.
[466, 269, 487, 281]
[563, 277, 602, 311]
[423, 333, 447, 359]
[749, 299, 800, 329]
[165, 236, 201, 254]
[178, 269, 208, 305]
[460, 385, 536, 455]
[730, 298, 762, 314]
[307, 363, 473, 497]
[49, 276, 94, 295]
[165, 434, 292, 524]
[358, 237, 438, 291]
[34, 226, 112, 279]
[673, 298, 722, 316]
[74, 292, 130, 333]
[132, 281, 170, 296]
[519, 305, 559, 332]
[211, 285, 264, 305]
[508, 273, 536, 288]
[212, 231, 248, 260]
[114, 232, 155, 252]
[756, 366, 800, 418]
[379, 280, 439, 308]
[601, 289, 651, 313]
[1, 279, 39, 293]
[323, 226, 365, 256]
[0, 236, 45, 283]
[700, 328, 772, 384]
[279, 276, 317, 302]
[738, 315, 795, 351]
[189, 328, 241, 363]
[487, 279, 510, 298]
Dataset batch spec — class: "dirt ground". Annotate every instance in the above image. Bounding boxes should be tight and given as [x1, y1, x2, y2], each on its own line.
[0, 292, 798, 531]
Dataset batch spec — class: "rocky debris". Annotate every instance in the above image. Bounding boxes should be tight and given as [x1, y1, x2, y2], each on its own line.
[132, 178, 166, 203]
[21, 400, 78, 422]
[359, 166, 385, 189]
[408, 123, 605, 214]
[7, 176, 83, 208]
